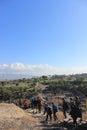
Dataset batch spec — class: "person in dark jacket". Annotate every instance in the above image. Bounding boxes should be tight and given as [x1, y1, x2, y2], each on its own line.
[62, 98, 69, 118]
[70, 104, 80, 126]
[74, 96, 81, 108]
[74, 96, 82, 121]
[69, 98, 74, 110]
[69, 96, 83, 126]
[33, 97, 38, 113]
[45, 106, 52, 122]
[43, 101, 48, 115]
[52, 102, 58, 121]
[37, 97, 42, 113]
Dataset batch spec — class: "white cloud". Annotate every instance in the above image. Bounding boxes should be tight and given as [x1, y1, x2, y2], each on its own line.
[10, 63, 25, 70]
[0, 63, 87, 77]
[0, 64, 9, 69]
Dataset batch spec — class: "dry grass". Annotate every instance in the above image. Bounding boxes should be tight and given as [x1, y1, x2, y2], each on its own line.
[56, 111, 87, 122]
[82, 112, 87, 120]
[57, 111, 64, 121]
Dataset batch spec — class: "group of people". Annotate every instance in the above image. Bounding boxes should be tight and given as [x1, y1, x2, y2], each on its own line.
[15, 95, 83, 126]
[30, 96, 59, 121]
[31, 96, 43, 113]
[14, 99, 29, 109]
[43, 102, 58, 122]
[33, 95, 82, 126]
[62, 96, 82, 126]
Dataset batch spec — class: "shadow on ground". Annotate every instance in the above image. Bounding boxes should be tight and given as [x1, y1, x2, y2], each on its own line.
[37, 120, 87, 130]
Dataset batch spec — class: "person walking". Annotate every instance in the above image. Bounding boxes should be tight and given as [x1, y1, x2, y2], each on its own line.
[45, 105, 52, 122]
[43, 101, 48, 115]
[37, 97, 42, 113]
[69, 98, 74, 110]
[52, 102, 58, 121]
[74, 96, 82, 121]
[62, 98, 69, 118]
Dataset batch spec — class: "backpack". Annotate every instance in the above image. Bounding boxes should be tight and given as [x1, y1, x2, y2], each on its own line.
[53, 104, 58, 112]
[38, 99, 43, 106]
[48, 107, 52, 114]
[63, 101, 69, 110]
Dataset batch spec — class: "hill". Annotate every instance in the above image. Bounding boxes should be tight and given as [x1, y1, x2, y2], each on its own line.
[0, 103, 87, 130]
[0, 103, 38, 130]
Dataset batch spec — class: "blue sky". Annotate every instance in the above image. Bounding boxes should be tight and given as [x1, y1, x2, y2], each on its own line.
[0, 0, 87, 77]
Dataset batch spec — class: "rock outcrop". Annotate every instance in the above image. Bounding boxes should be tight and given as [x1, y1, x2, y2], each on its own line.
[0, 103, 87, 130]
[0, 103, 38, 130]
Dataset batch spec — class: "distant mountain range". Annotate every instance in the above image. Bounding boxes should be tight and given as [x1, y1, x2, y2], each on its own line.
[0, 74, 33, 81]
[0, 73, 87, 81]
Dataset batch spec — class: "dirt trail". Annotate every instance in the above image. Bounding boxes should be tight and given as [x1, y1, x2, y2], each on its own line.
[0, 103, 65, 130]
[0, 103, 87, 130]
[26, 108, 87, 130]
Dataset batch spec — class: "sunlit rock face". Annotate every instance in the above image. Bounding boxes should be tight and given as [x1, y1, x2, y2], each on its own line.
[0, 103, 38, 130]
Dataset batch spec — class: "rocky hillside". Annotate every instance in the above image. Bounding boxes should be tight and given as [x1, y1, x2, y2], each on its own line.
[0, 103, 39, 130]
[0, 103, 87, 130]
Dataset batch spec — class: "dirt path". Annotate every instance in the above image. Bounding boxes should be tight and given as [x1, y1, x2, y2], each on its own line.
[0, 103, 87, 130]
[25, 108, 72, 130]
[25, 108, 87, 130]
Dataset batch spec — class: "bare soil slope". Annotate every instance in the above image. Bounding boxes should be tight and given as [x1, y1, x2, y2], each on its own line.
[0, 103, 87, 130]
[0, 103, 38, 130]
